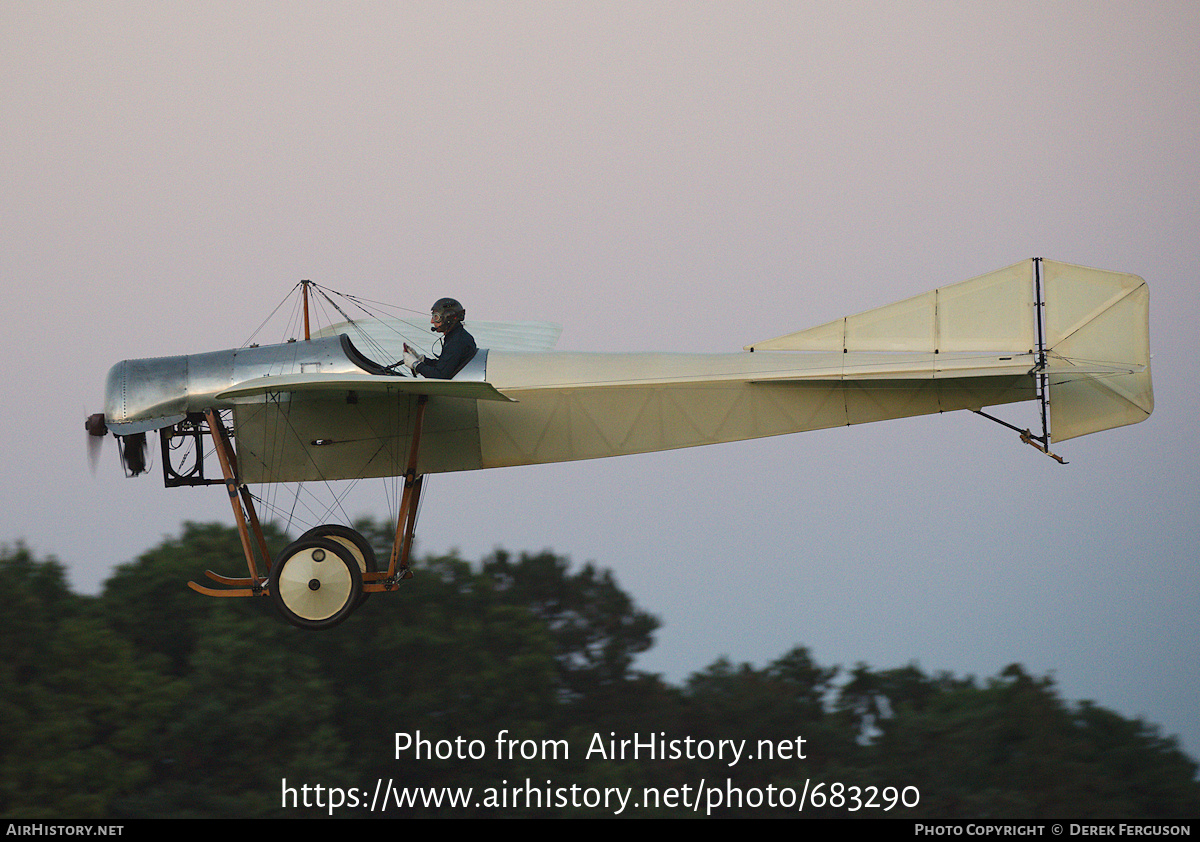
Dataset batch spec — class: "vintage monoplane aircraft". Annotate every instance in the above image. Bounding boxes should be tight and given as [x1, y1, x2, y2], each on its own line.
[86, 258, 1152, 630]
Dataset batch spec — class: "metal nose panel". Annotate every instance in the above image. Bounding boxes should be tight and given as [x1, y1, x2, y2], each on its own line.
[104, 355, 189, 433]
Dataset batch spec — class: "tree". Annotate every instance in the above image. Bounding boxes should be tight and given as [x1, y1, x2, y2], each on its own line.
[99, 521, 289, 675]
[480, 549, 661, 716]
[0, 544, 183, 818]
[5, 526, 1200, 819]
[116, 611, 348, 818]
[848, 663, 1200, 818]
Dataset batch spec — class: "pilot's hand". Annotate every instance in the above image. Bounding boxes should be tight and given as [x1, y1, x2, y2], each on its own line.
[402, 344, 425, 372]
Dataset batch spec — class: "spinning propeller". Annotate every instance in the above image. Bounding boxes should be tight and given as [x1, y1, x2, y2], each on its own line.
[85, 412, 148, 476]
[85, 412, 107, 473]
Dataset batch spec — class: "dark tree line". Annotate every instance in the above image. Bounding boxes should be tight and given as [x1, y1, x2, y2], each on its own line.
[3, 522, 1197, 819]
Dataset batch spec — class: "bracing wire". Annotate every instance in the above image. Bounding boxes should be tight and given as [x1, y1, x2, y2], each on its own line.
[290, 281, 434, 364]
[241, 282, 305, 348]
[235, 333, 419, 542]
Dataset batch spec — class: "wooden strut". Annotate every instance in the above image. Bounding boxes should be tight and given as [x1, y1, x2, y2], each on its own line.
[186, 409, 273, 598]
[302, 279, 311, 341]
[376, 393, 429, 588]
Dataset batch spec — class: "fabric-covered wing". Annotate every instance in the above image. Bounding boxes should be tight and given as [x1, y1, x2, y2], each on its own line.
[221, 374, 511, 483]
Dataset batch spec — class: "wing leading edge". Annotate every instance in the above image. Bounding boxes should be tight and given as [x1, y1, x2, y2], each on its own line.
[216, 372, 515, 402]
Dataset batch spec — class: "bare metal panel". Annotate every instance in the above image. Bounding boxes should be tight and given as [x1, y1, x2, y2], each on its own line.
[104, 335, 487, 434]
[104, 355, 189, 434]
[105, 337, 358, 433]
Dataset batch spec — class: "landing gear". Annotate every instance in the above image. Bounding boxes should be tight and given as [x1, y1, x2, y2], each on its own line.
[269, 537, 363, 630]
[185, 398, 432, 630]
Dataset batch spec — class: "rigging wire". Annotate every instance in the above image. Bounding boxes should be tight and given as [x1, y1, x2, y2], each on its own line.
[234, 371, 414, 543]
[241, 282, 305, 348]
[293, 281, 434, 364]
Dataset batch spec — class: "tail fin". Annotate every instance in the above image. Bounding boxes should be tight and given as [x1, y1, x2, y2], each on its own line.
[745, 258, 1153, 443]
[745, 260, 1038, 354]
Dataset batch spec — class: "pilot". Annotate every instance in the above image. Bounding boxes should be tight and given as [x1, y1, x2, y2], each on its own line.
[402, 297, 477, 379]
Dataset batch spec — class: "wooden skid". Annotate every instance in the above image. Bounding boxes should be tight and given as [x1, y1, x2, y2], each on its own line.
[188, 580, 265, 598]
[204, 569, 263, 587]
[363, 571, 413, 593]
[192, 569, 411, 597]
[363, 571, 404, 583]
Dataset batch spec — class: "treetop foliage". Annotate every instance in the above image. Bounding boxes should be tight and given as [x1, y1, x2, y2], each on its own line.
[2, 526, 1197, 819]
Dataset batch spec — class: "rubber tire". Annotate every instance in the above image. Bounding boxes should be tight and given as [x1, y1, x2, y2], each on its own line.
[269, 537, 363, 630]
[300, 524, 377, 607]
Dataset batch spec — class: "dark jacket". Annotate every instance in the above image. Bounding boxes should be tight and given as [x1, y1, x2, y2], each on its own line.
[415, 324, 477, 379]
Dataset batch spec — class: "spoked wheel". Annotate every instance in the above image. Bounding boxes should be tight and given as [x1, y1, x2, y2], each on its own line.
[300, 524, 377, 606]
[269, 537, 363, 630]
